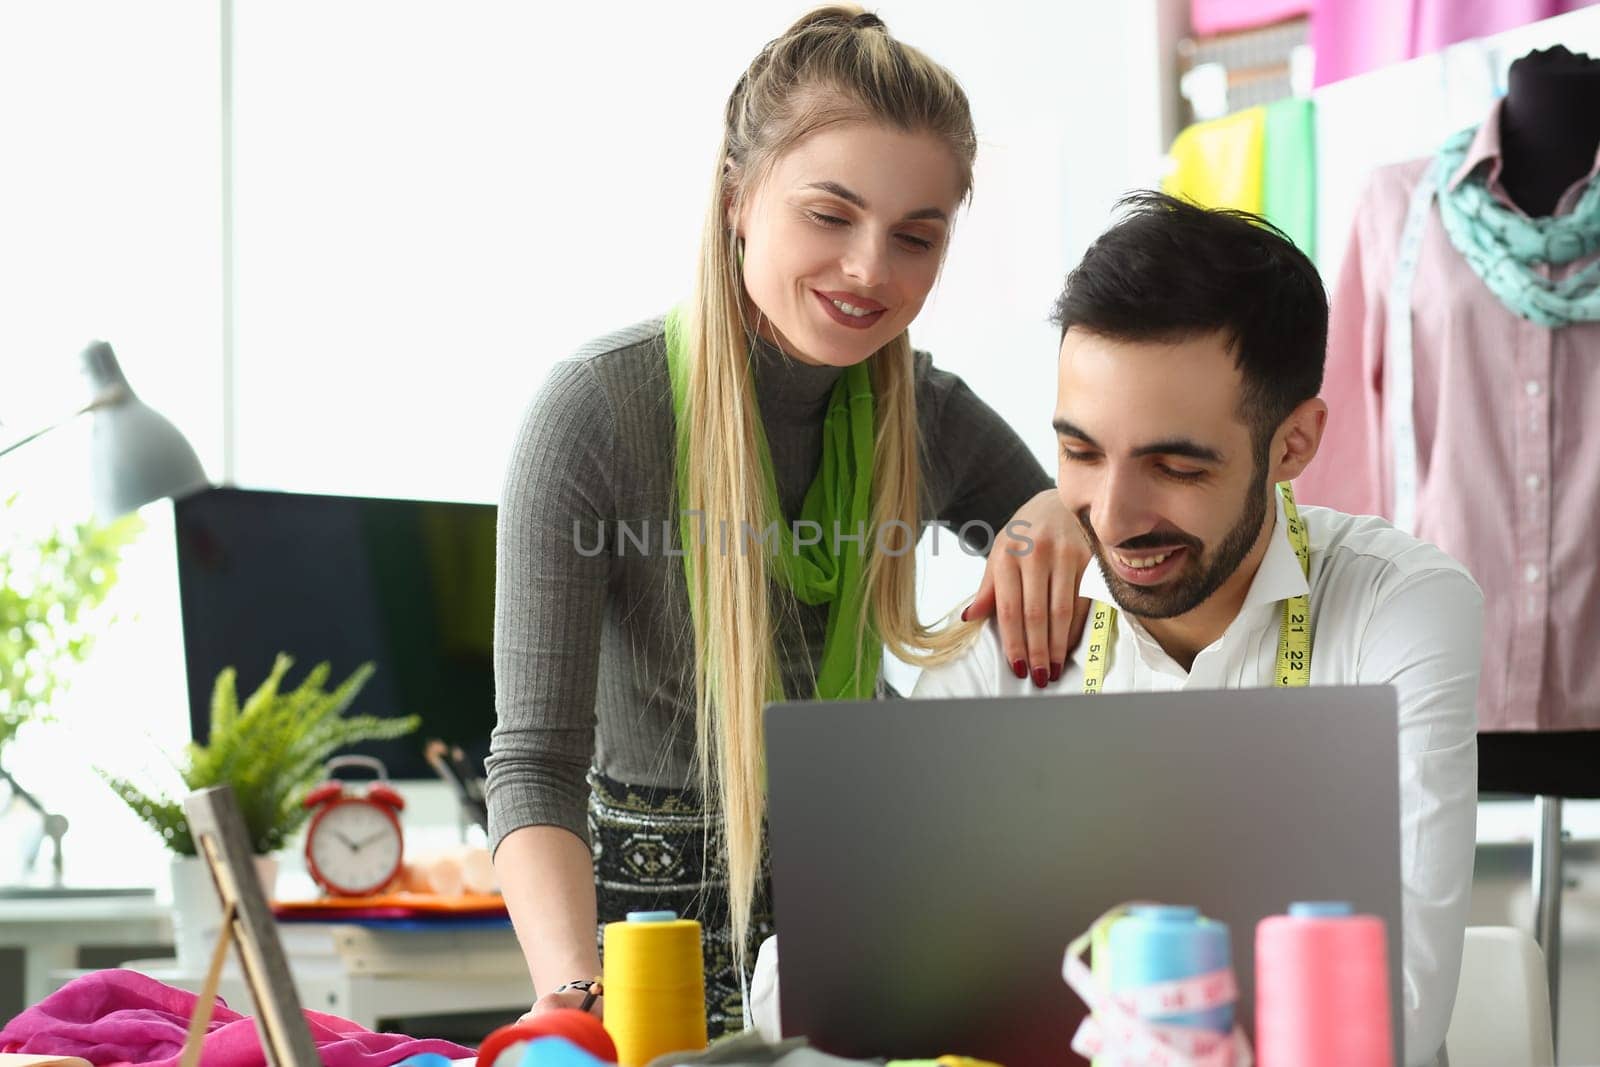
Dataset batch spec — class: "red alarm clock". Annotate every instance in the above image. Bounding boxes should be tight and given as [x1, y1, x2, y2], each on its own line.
[303, 755, 406, 897]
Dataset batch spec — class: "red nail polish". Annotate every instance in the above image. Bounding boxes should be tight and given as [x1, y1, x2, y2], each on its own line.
[1032, 667, 1048, 689]
[1012, 659, 1027, 679]
[960, 606, 969, 622]
[1050, 662, 1061, 682]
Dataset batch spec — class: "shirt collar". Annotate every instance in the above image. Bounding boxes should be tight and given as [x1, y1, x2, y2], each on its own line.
[1077, 488, 1309, 619]
[1444, 100, 1509, 195]
[1445, 98, 1600, 204]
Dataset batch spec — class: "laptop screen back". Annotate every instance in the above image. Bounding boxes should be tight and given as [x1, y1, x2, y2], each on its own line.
[765, 688, 1403, 1065]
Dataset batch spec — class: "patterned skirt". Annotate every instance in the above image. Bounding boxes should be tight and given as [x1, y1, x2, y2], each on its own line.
[587, 769, 774, 1038]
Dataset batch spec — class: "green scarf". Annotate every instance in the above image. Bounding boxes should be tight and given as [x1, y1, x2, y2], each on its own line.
[1435, 125, 1600, 329]
[664, 307, 882, 702]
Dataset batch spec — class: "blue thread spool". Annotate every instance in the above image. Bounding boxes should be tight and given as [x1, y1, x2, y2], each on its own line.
[1104, 905, 1234, 1035]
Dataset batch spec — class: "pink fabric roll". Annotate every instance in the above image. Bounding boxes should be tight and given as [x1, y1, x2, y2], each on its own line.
[1311, 0, 1600, 87]
[1191, 0, 1311, 35]
[1256, 912, 1393, 1066]
[0, 969, 474, 1067]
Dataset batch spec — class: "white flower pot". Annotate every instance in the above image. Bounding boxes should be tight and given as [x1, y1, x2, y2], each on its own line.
[169, 852, 279, 974]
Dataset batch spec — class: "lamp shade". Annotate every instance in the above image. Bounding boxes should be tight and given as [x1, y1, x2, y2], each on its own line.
[81, 340, 210, 517]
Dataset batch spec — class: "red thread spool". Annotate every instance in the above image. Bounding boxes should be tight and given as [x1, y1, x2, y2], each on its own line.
[476, 1011, 618, 1066]
[1255, 901, 1393, 1067]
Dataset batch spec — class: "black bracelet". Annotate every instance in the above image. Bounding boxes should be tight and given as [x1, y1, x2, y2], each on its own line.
[554, 977, 603, 1013]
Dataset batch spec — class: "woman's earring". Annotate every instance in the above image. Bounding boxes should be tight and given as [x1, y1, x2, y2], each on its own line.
[736, 237, 745, 270]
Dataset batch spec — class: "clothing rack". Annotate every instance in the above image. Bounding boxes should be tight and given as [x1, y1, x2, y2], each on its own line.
[1177, 17, 1311, 123]
[1531, 795, 1564, 1041]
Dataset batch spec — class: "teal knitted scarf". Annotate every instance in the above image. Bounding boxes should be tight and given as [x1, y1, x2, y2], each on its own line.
[1434, 125, 1600, 329]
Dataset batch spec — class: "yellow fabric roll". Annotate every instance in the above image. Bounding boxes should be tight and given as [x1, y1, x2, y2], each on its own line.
[1163, 107, 1267, 214]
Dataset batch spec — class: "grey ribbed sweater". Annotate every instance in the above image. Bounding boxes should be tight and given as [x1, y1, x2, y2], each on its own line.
[486, 318, 1051, 853]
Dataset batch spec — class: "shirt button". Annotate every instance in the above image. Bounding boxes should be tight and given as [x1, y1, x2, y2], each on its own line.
[1525, 473, 1542, 491]
[1525, 380, 1543, 396]
[1525, 563, 1541, 584]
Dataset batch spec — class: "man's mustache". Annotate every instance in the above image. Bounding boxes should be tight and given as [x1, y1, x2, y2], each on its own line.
[1075, 509, 1203, 554]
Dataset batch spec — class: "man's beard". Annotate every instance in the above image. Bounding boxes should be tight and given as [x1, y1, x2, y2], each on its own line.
[1078, 458, 1271, 621]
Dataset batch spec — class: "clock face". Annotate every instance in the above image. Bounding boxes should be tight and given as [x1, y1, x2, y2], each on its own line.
[307, 798, 403, 896]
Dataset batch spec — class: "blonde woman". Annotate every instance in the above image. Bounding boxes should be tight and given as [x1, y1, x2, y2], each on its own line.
[489, 6, 1089, 1036]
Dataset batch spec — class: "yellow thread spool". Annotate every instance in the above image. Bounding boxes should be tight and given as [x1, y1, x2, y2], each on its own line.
[602, 910, 708, 1066]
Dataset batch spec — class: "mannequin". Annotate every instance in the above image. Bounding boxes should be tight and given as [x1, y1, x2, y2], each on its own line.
[1498, 46, 1600, 217]
[1300, 43, 1600, 1029]
[1477, 45, 1600, 798]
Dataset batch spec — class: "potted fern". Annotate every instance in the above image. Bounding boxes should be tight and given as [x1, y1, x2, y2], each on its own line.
[102, 653, 419, 970]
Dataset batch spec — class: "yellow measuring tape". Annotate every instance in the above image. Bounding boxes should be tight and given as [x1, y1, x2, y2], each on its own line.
[1082, 482, 1311, 694]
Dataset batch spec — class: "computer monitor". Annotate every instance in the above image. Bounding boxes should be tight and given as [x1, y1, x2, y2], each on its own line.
[172, 486, 497, 781]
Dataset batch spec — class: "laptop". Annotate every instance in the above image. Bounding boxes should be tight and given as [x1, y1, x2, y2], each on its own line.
[765, 687, 1405, 1066]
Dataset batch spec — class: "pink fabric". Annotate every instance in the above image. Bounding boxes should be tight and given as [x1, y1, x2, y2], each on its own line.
[0, 969, 474, 1067]
[1294, 100, 1600, 731]
[1190, 0, 1312, 35]
[1310, 0, 1600, 86]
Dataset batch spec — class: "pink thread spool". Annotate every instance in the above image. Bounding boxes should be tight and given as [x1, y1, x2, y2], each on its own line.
[1255, 901, 1393, 1067]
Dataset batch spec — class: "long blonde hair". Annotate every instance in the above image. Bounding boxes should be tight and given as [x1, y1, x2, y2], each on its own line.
[681, 4, 986, 972]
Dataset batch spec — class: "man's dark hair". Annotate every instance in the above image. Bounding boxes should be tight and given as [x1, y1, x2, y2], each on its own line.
[1050, 191, 1328, 455]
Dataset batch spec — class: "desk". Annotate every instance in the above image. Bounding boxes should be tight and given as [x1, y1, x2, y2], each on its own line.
[0, 895, 172, 1009]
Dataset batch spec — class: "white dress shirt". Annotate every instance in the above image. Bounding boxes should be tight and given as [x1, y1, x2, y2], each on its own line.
[913, 493, 1482, 1067]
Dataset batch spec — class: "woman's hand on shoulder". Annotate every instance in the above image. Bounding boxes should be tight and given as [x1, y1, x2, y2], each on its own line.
[962, 488, 1090, 688]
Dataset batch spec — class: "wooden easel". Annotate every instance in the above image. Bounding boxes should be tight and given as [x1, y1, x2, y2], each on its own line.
[178, 786, 322, 1067]
[178, 894, 237, 1067]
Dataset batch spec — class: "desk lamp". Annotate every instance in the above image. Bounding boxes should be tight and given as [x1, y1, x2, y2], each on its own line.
[0, 340, 210, 895]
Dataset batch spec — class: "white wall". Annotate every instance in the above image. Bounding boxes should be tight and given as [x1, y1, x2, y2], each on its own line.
[0, 4, 224, 481]
[224, 1, 1176, 504]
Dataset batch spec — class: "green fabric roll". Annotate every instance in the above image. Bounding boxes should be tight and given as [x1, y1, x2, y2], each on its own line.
[1262, 97, 1317, 259]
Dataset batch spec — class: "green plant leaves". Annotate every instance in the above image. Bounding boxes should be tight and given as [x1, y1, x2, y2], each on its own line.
[103, 654, 419, 856]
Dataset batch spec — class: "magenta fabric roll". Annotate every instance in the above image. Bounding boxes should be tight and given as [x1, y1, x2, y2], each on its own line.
[0, 969, 475, 1067]
[1190, 0, 1311, 35]
[1311, 0, 1600, 86]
